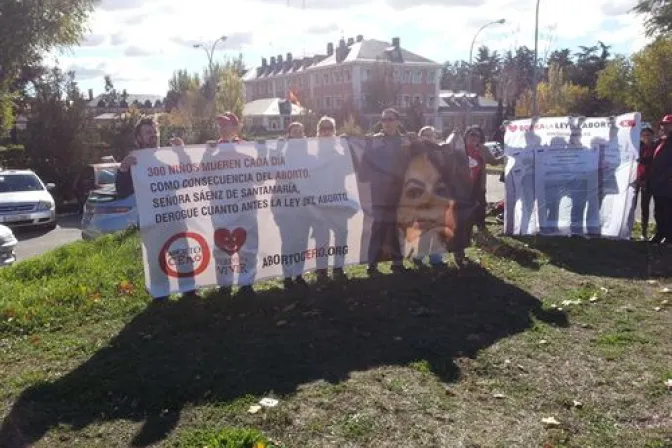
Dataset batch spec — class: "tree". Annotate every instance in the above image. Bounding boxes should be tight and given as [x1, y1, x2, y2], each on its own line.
[597, 37, 672, 121]
[361, 62, 400, 113]
[440, 61, 470, 91]
[22, 68, 95, 199]
[474, 46, 501, 96]
[0, 0, 99, 136]
[516, 64, 590, 117]
[634, 0, 672, 36]
[214, 64, 244, 119]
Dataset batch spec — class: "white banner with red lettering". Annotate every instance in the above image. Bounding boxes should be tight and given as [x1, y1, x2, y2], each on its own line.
[503, 112, 640, 239]
[131, 137, 476, 297]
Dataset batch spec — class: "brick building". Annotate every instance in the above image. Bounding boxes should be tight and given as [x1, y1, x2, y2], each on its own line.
[242, 36, 443, 129]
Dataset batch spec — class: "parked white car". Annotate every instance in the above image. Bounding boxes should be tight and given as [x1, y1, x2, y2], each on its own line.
[0, 224, 18, 266]
[0, 170, 57, 229]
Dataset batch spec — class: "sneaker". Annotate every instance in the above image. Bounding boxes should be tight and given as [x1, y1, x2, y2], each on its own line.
[295, 275, 308, 287]
[650, 233, 664, 244]
[391, 263, 407, 274]
[283, 277, 294, 289]
[333, 268, 347, 281]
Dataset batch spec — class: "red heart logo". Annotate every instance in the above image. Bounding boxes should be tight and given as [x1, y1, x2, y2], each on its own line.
[619, 119, 635, 128]
[507, 124, 518, 132]
[214, 228, 247, 255]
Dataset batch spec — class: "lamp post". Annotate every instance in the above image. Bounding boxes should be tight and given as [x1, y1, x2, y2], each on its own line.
[466, 18, 506, 127]
[193, 35, 228, 74]
[531, 0, 541, 117]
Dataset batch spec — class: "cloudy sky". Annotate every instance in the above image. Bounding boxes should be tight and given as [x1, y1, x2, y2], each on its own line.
[49, 0, 648, 98]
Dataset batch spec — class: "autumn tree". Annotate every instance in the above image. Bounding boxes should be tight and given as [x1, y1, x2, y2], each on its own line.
[516, 64, 590, 117]
[596, 37, 672, 121]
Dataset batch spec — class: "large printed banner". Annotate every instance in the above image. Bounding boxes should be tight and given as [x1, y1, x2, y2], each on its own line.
[132, 138, 475, 297]
[503, 112, 640, 239]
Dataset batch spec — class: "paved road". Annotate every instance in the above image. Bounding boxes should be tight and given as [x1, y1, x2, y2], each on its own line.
[13, 214, 82, 261]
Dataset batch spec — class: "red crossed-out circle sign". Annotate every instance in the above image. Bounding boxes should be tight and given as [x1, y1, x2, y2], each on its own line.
[158, 232, 212, 278]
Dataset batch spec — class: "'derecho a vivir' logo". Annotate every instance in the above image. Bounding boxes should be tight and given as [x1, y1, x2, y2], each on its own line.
[159, 232, 212, 278]
[214, 228, 247, 255]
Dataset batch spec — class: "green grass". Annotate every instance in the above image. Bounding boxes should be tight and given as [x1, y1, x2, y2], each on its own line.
[1, 225, 671, 447]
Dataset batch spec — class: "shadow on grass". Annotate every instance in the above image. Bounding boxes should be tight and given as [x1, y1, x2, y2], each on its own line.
[0, 266, 567, 447]
[517, 235, 672, 279]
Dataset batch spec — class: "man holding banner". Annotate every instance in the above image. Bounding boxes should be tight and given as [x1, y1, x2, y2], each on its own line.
[651, 115, 672, 244]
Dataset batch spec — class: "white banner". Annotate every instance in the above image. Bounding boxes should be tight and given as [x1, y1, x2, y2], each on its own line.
[131, 138, 475, 297]
[503, 113, 640, 238]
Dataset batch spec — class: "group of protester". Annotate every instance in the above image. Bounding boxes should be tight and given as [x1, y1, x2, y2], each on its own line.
[637, 114, 672, 244]
[115, 108, 500, 298]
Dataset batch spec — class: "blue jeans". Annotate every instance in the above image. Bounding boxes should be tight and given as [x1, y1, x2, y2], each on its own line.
[414, 254, 443, 265]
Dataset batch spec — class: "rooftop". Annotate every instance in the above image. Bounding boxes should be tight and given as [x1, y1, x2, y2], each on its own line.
[438, 90, 498, 111]
[243, 36, 439, 82]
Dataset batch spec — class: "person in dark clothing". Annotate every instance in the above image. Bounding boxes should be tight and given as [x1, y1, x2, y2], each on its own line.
[650, 115, 672, 244]
[364, 108, 411, 277]
[636, 126, 656, 240]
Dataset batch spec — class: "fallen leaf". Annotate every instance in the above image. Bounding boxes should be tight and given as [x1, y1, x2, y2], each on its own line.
[539, 339, 548, 345]
[259, 397, 279, 408]
[444, 386, 457, 396]
[589, 295, 599, 303]
[503, 359, 512, 365]
[493, 393, 506, 399]
[660, 288, 671, 294]
[542, 416, 561, 428]
[572, 400, 583, 408]
[647, 280, 658, 285]
[654, 307, 662, 312]
[661, 300, 669, 306]
[248, 405, 262, 414]
[600, 287, 609, 293]
[275, 320, 287, 327]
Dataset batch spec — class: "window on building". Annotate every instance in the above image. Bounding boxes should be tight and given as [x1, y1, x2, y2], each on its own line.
[414, 95, 421, 104]
[325, 96, 332, 109]
[427, 95, 435, 108]
[396, 95, 402, 106]
[363, 68, 371, 81]
[344, 69, 351, 82]
[361, 94, 370, 108]
[412, 71, 421, 84]
[403, 95, 410, 108]
[276, 80, 283, 91]
[315, 74, 321, 86]
[335, 96, 343, 109]
[334, 71, 342, 84]
[427, 70, 436, 84]
[393, 69, 400, 82]
[323, 73, 330, 85]
[402, 70, 411, 83]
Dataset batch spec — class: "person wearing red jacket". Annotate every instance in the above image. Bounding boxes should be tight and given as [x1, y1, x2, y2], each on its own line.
[636, 126, 656, 239]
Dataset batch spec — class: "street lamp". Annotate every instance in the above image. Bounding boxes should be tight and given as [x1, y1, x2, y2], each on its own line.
[466, 18, 505, 127]
[531, 0, 541, 117]
[468, 18, 506, 94]
[193, 35, 228, 73]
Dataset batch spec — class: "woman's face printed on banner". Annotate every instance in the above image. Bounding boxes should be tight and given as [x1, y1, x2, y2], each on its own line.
[396, 152, 457, 257]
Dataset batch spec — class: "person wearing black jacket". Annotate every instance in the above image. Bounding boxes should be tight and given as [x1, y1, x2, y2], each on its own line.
[650, 115, 672, 244]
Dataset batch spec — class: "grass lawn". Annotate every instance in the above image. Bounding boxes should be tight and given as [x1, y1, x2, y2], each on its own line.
[1, 226, 671, 447]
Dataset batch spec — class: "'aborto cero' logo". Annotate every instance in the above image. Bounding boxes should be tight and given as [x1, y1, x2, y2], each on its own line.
[159, 232, 212, 278]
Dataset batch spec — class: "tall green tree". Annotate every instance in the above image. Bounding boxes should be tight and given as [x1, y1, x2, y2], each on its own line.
[0, 0, 99, 135]
[634, 0, 672, 36]
[596, 37, 672, 121]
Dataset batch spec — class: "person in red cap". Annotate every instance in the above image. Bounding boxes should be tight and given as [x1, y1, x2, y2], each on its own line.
[216, 112, 242, 144]
[649, 114, 672, 244]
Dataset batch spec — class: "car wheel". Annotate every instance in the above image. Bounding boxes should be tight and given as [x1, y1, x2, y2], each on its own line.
[43, 222, 58, 231]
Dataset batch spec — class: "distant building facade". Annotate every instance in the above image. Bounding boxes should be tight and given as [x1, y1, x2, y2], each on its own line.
[242, 36, 443, 129]
[86, 90, 164, 122]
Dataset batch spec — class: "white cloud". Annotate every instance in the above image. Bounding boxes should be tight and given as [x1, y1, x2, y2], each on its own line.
[56, 0, 649, 95]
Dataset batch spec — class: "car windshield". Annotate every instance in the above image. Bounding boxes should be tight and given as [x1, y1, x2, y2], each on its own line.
[0, 174, 44, 193]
